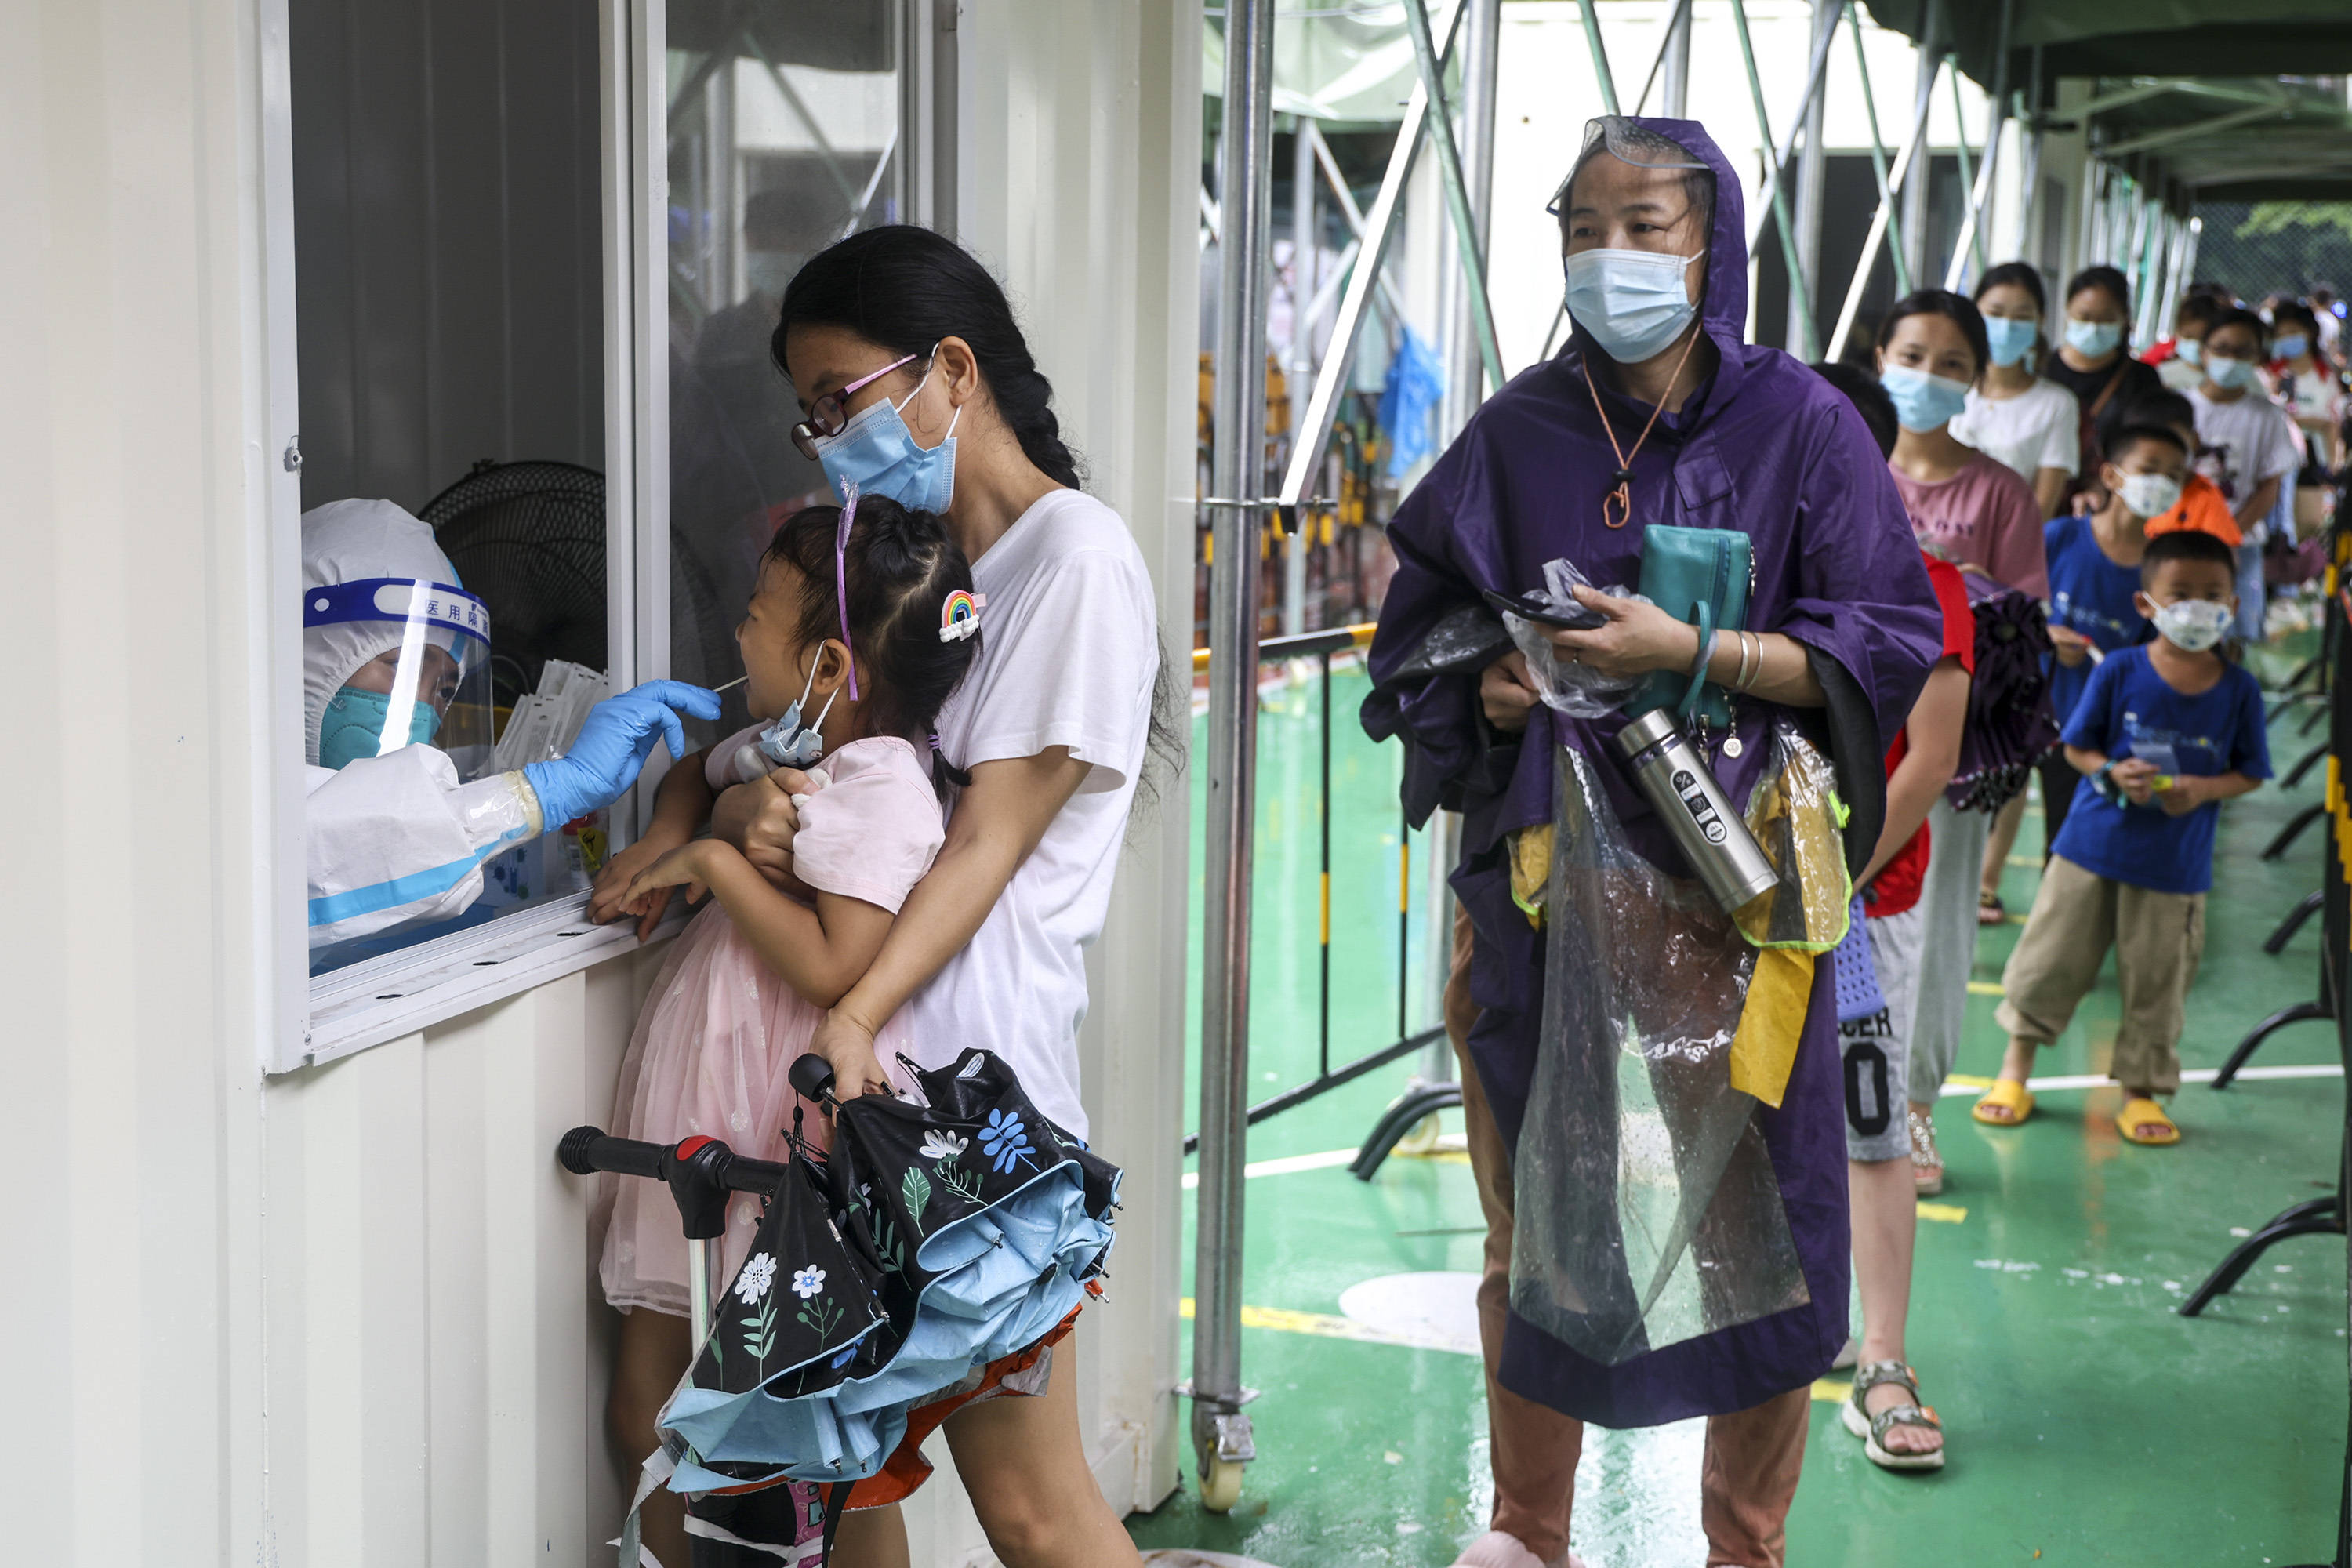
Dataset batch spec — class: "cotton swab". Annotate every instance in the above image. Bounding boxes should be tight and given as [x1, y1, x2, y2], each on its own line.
[711, 675, 750, 692]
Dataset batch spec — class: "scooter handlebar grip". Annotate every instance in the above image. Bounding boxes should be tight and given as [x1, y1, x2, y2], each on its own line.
[557, 1126, 666, 1181]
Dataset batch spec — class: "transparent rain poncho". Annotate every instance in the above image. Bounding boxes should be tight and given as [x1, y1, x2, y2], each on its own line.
[1508, 723, 1846, 1367]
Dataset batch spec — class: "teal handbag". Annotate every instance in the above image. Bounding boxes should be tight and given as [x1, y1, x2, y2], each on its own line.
[1630, 524, 1751, 729]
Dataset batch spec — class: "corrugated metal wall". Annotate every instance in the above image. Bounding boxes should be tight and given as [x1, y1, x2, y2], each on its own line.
[289, 0, 606, 513]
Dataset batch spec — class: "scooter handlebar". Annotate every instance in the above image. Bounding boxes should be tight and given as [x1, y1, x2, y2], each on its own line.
[556, 1125, 793, 1198]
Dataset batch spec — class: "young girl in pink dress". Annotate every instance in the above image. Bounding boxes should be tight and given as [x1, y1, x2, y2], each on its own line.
[589, 494, 980, 1568]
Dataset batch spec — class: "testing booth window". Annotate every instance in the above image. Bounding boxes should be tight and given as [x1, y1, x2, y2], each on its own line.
[281, 0, 925, 1028]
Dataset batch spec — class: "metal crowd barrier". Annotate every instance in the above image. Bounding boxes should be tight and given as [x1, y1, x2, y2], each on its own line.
[1182, 622, 1446, 1159]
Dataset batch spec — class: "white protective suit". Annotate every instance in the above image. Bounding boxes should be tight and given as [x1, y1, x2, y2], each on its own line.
[303, 499, 545, 951]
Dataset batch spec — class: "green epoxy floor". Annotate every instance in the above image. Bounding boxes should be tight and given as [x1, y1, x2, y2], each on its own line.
[1134, 642, 2348, 1566]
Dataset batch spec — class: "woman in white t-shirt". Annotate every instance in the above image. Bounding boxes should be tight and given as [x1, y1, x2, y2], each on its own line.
[715, 225, 1171, 1568]
[1950, 262, 2079, 517]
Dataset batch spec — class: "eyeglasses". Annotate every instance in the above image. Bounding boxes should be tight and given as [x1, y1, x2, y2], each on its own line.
[791, 350, 922, 460]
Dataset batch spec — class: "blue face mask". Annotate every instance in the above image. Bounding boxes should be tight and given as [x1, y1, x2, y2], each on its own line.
[753, 662, 839, 771]
[2178, 337, 2205, 366]
[1880, 365, 1972, 432]
[1984, 315, 2039, 368]
[1563, 247, 1700, 365]
[2064, 317, 2124, 358]
[318, 684, 441, 769]
[813, 360, 960, 515]
[2275, 333, 2309, 362]
[2205, 353, 2259, 391]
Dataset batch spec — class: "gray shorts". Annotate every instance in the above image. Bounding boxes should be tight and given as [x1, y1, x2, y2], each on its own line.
[1837, 906, 1923, 1163]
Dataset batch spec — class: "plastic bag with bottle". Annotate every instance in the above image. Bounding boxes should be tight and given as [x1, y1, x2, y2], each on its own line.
[1508, 742, 1811, 1367]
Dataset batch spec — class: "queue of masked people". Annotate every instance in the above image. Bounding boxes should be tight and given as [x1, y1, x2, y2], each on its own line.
[1370, 107, 2338, 1567]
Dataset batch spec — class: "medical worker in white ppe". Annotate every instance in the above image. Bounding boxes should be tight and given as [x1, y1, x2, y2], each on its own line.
[303, 499, 719, 950]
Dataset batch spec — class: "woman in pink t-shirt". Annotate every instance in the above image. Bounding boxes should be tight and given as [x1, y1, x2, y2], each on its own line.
[1878, 290, 2049, 597]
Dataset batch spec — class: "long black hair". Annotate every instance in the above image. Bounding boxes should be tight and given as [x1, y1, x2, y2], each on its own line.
[1875, 288, 1992, 383]
[761, 497, 978, 788]
[1973, 260, 2046, 318]
[774, 225, 1083, 489]
[770, 225, 1187, 813]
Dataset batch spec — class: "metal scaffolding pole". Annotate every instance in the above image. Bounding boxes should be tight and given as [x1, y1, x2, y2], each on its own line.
[2014, 45, 2044, 265]
[1443, 0, 1503, 442]
[1285, 116, 1316, 638]
[1405, 0, 1504, 396]
[1305, 120, 1410, 332]
[1901, 0, 1943, 291]
[1829, 38, 1943, 360]
[1580, 0, 1621, 116]
[1279, 3, 1468, 510]
[1731, 0, 1838, 361]
[1848, 2, 1912, 296]
[1790, 0, 1840, 355]
[1191, 0, 1276, 1508]
[1941, 0, 2009, 290]
[1661, 0, 1693, 118]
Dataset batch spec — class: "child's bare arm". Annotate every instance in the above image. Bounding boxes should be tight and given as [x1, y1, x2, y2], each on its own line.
[590, 749, 717, 934]
[624, 840, 891, 1009]
[1860, 657, 1969, 887]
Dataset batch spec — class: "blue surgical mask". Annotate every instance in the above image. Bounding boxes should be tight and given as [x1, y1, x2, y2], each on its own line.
[2064, 317, 2124, 358]
[813, 359, 960, 515]
[1879, 365, 1972, 432]
[2275, 333, 2310, 361]
[1984, 315, 2039, 368]
[1563, 247, 1700, 365]
[2206, 353, 2257, 390]
[2178, 337, 2205, 367]
[752, 661, 839, 771]
[318, 684, 441, 769]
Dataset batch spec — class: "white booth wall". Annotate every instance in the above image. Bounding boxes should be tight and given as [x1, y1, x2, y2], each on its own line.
[0, 0, 1199, 1561]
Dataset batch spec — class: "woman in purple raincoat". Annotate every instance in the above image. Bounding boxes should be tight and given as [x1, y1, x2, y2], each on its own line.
[1365, 118, 1943, 1568]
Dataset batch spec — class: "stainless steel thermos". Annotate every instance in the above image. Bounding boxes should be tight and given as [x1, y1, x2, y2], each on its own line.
[1612, 708, 1781, 914]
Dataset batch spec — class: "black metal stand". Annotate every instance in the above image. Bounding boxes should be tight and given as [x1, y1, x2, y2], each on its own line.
[2268, 804, 2328, 861]
[2212, 997, 2333, 1089]
[2270, 891, 2328, 955]
[2192, 516, 2350, 1566]
[2288, 739, 2332, 789]
[2180, 1189, 2346, 1316]
[1350, 1080, 1465, 1181]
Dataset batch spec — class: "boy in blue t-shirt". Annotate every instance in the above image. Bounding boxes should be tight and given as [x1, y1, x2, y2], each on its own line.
[1976, 530, 2270, 1145]
[2033, 422, 2193, 852]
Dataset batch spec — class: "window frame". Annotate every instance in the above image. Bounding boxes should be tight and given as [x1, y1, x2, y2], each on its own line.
[261, 0, 947, 1073]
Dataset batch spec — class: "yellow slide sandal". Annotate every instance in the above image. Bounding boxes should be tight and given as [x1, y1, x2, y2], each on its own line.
[1971, 1078, 2035, 1127]
[2117, 1097, 2180, 1145]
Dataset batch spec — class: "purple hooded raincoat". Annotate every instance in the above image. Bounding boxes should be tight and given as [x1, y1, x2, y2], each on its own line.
[1363, 117, 1944, 1426]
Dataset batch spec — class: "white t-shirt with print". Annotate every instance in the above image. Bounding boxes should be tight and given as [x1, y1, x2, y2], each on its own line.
[902, 488, 1159, 1140]
[2186, 385, 2300, 511]
[1951, 377, 2081, 486]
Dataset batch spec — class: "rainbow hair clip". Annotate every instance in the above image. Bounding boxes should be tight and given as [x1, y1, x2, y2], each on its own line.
[938, 588, 985, 643]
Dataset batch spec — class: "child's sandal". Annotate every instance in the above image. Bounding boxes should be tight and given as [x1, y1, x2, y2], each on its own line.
[2117, 1096, 2180, 1145]
[1842, 1359, 1945, 1471]
[1907, 1107, 1944, 1196]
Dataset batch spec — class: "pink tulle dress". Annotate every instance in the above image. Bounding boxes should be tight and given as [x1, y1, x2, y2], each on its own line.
[597, 734, 946, 1316]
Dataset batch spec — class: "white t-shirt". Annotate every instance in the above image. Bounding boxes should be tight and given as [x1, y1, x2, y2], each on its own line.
[1951, 377, 2080, 486]
[902, 488, 1160, 1140]
[2186, 386, 2300, 512]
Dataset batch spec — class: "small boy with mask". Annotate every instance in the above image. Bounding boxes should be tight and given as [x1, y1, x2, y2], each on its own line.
[1976, 529, 2270, 1145]
[2034, 423, 2192, 850]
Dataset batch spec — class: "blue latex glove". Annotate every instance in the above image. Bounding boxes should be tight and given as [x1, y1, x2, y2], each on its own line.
[523, 680, 722, 828]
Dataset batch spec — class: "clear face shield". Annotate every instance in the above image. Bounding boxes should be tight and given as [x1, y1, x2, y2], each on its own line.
[305, 578, 496, 779]
[1544, 115, 1710, 221]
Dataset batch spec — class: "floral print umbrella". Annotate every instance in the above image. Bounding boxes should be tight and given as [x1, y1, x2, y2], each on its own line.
[655, 1047, 1120, 1507]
